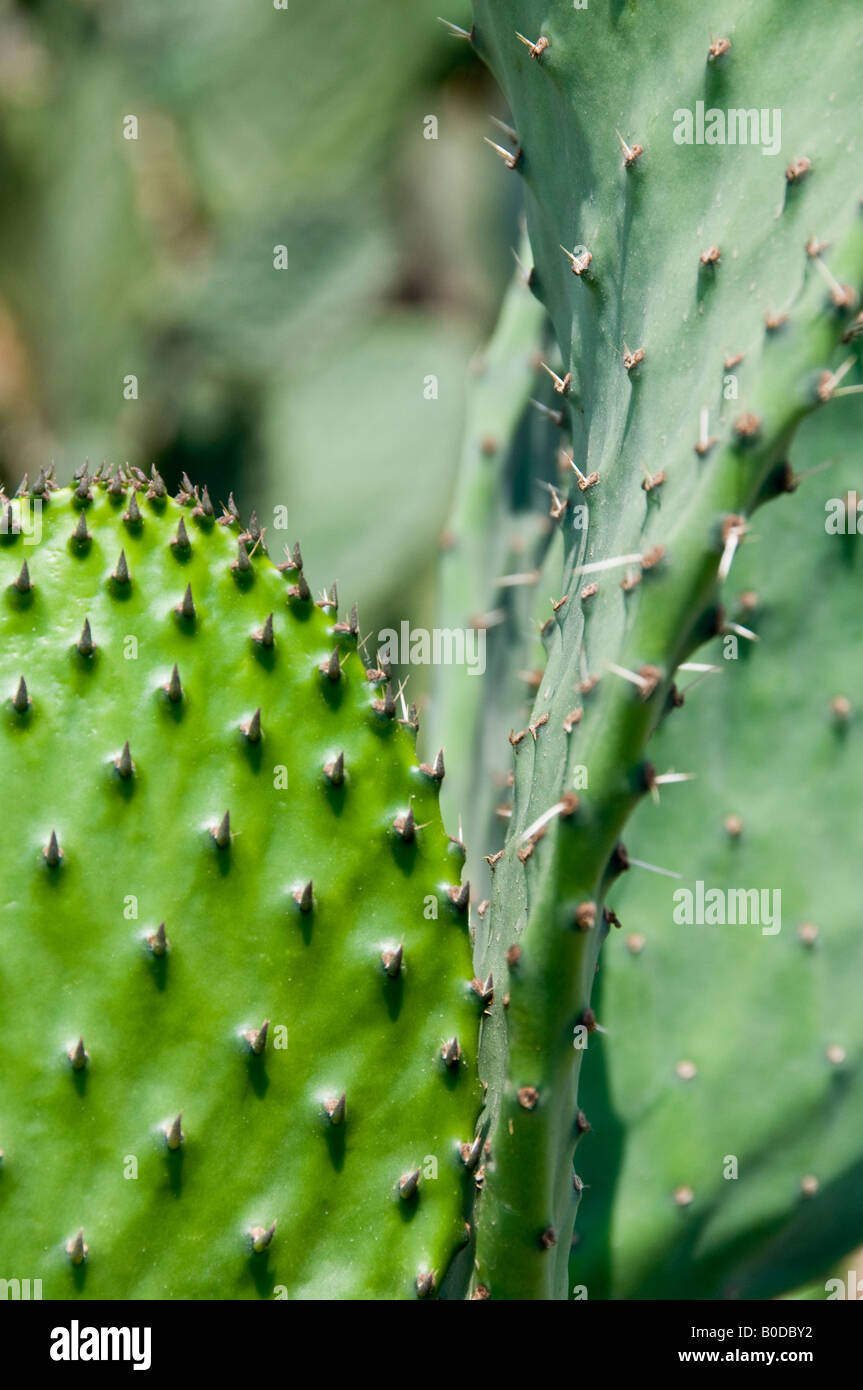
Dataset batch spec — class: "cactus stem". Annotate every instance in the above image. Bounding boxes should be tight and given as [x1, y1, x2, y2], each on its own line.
[165, 1113, 185, 1150]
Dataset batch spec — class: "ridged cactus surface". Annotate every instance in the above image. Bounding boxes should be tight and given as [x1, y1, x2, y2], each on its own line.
[465, 0, 863, 1297]
[0, 472, 479, 1299]
[576, 401, 863, 1300]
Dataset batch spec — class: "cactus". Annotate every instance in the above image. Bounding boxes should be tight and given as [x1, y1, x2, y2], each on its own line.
[0, 469, 480, 1299]
[460, 0, 863, 1297]
[432, 238, 555, 877]
[575, 398, 863, 1300]
[3, 1, 863, 1304]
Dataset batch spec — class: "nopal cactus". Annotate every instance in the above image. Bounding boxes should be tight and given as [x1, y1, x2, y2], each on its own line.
[0, 469, 480, 1299]
[457, 0, 863, 1298]
[2, 0, 863, 1305]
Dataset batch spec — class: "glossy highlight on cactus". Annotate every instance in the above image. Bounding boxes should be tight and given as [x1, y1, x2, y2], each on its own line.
[0, 467, 480, 1300]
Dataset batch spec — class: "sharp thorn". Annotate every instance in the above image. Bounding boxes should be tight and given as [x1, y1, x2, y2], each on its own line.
[116, 741, 135, 779]
[212, 811, 231, 848]
[44, 830, 63, 867]
[245, 1020, 269, 1056]
[381, 943, 403, 978]
[399, 1168, 421, 1200]
[293, 880, 314, 913]
[324, 1092, 346, 1125]
[242, 708, 262, 743]
[165, 1112, 185, 1150]
[324, 751, 345, 786]
[147, 922, 168, 956]
[166, 665, 184, 703]
[66, 1229, 88, 1265]
[12, 675, 30, 712]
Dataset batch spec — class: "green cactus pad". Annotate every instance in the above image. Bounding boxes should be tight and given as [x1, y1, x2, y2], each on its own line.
[464, 0, 863, 1296]
[576, 400, 863, 1300]
[0, 471, 480, 1299]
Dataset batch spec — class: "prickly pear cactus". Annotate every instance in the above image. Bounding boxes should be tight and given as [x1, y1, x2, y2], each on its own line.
[462, 0, 863, 1297]
[0, 469, 480, 1299]
[576, 401, 863, 1301]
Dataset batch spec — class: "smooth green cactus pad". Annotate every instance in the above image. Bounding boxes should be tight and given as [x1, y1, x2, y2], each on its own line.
[0, 470, 480, 1299]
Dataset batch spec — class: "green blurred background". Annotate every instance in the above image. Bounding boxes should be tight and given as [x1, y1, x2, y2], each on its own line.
[0, 0, 519, 657]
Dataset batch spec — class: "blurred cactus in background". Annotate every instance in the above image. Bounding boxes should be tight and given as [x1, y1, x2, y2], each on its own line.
[0, 0, 512, 628]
